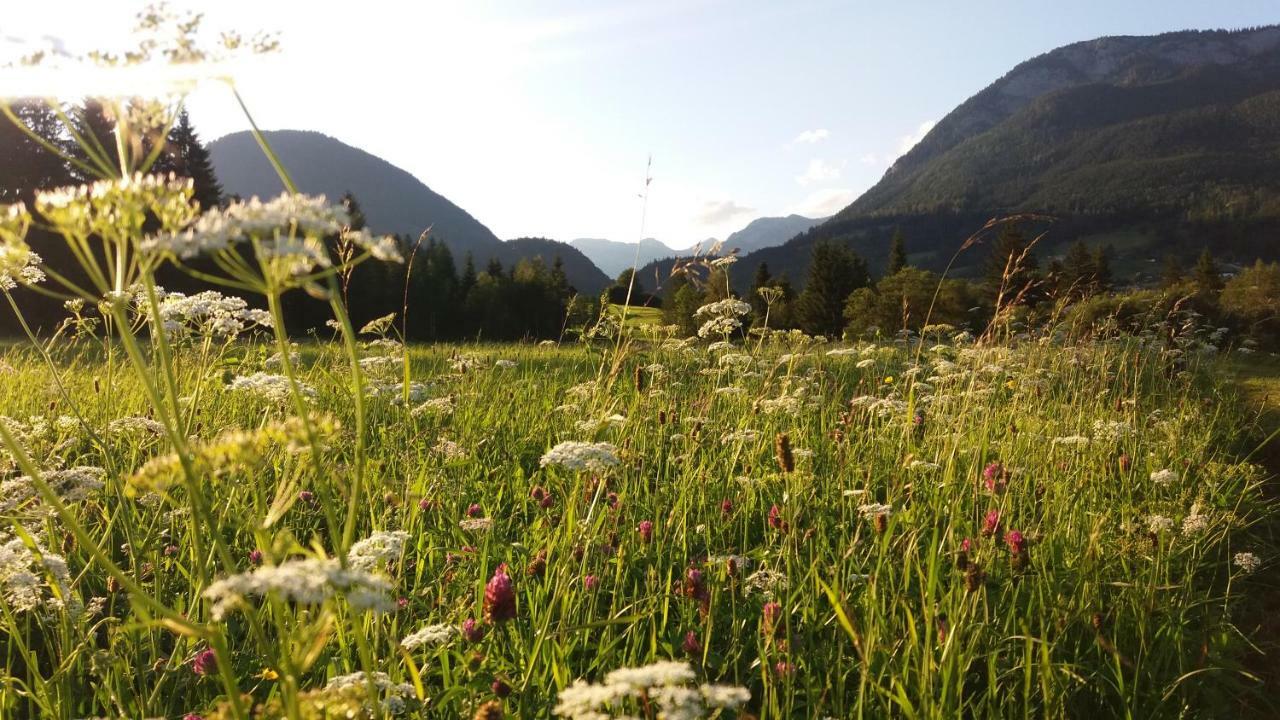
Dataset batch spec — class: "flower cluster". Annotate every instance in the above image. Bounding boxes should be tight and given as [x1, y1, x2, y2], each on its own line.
[142, 193, 402, 280]
[0, 203, 44, 291]
[142, 288, 273, 339]
[0, 532, 78, 615]
[553, 661, 750, 719]
[203, 556, 396, 620]
[540, 441, 621, 473]
[694, 298, 751, 339]
[227, 372, 318, 403]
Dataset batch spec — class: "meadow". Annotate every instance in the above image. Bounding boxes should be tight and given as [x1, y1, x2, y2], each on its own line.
[0, 313, 1275, 718]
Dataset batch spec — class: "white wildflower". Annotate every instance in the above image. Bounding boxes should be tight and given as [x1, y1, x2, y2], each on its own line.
[1233, 552, 1261, 574]
[203, 557, 395, 620]
[400, 623, 456, 651]
[1150, 469, 1178, 485]
[227, 372, 317, 403]
[540, 441, 621, 472]
[347, 531, 409, 572]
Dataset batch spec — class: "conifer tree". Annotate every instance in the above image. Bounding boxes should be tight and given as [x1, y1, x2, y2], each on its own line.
[159, 109, 222, 209]
[749, 262, 773, 320]
[796, 241, 870, 337]
[1161, 255, 1185, 288]
[985, 223, 1038, 304]
[887, 227, 908, 276]
[1193, 248, 1223, 294]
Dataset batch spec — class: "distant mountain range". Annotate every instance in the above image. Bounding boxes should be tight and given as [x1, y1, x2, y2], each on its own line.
[569, 237, 677, 277]
[571, 215, 823, 279]
[208, 130, 610, 293]
[650, 25, 1280, 292]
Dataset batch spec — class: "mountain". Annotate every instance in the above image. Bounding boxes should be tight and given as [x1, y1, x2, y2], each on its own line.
[569, 237, 677, 277]
[208, 130, 606, 293]
[715, 214, 824, 255]
[715, 26, 1280, 290]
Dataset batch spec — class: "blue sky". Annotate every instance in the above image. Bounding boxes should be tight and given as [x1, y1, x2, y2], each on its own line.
[6, 1, 1278, 246]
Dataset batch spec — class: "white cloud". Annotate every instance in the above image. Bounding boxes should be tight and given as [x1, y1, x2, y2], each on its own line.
[859, 153, 880, 166]
[788, 188, 857, 218]
[789, 128, 830, 145]
[897, 120, 936, 156]
[695, 199, 755, 226]
[796, 158, 844, 186]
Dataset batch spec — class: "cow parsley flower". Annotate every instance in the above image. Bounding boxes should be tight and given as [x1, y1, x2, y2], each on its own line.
[347, 531, 409, 572]
[1150, 469, 1178, 485]
[554, 661, 749, 720]
[400, 623, 456, 651]
[1233, 552, 1261, 574]
[539, 441, 621, 472]
[227, 372, 317, 403]
[203, 557, 395, 620]
[0, 532, 78, 615]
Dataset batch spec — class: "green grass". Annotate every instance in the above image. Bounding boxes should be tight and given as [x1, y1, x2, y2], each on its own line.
[0, 328, 1275, 718]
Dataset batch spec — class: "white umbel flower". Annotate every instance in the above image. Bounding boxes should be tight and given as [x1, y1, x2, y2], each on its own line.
[400, 623, 456, 651]
[540, 441, 621, 473]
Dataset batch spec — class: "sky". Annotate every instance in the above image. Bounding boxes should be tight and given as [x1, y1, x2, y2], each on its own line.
[3, 1, 1278, 248]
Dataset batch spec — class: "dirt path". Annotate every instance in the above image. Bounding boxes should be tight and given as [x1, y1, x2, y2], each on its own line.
[1225, 358, 1280, 716]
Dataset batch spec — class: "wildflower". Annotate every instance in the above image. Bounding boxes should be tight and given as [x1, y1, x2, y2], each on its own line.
[1005, 530, 1026, 554]
[982, 509, 1001, 537]
[248, 549, 263, 565]
[484, 565, 516, 623]
[1146, 515, 1174, 534]
[460, 517, 494, 532]
[762, 601, 784, 638]
[347, 531, 409, 572]
[583, 575, 599, 591]
[683, 630, 702, 655]
[491, 678, 512, 697]
[298, 490, 315, 504]
[400, 623, 456, 651]
[1234, 552, 1261, 574]
[203, 557, 395, 620]
[0, 533, 77, 614]
[982, 462, 1007, 493]
[191, 648, 217, 676]
[539, 441, 621, 473]
[227, 372, 317, 403]
[683, 567, 709, 605]
[768, 504, 789, 533]
[1181, 512, 1209, 536]
[720, 498, 733, 516]
[1150, 469, 1178, 485]
[468, 503, 483, 518]
[638, 520, 654, 543]
[463, 617, 486, 643]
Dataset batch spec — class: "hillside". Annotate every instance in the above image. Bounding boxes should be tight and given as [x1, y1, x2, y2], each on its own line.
[706, 26, 1280, 291]
[209, 130, 606, 293]
[716, 214, 824, 254]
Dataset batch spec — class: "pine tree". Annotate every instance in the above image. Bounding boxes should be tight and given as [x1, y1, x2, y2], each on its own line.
[887, 227, 908, 276]
[158, 109, 222, 209]
[1161, 255, 1185, 288]
[341, 191, 366, 231]
[1091, 245, 1112, 292]
[796, 241, 870, 338]
[1193, 248, 1223, 294]
[749, 262, 773, 320]
[460, 253, 478, 296]
[550, 256, 570, 297]
[1062, 241, 1093, 296]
